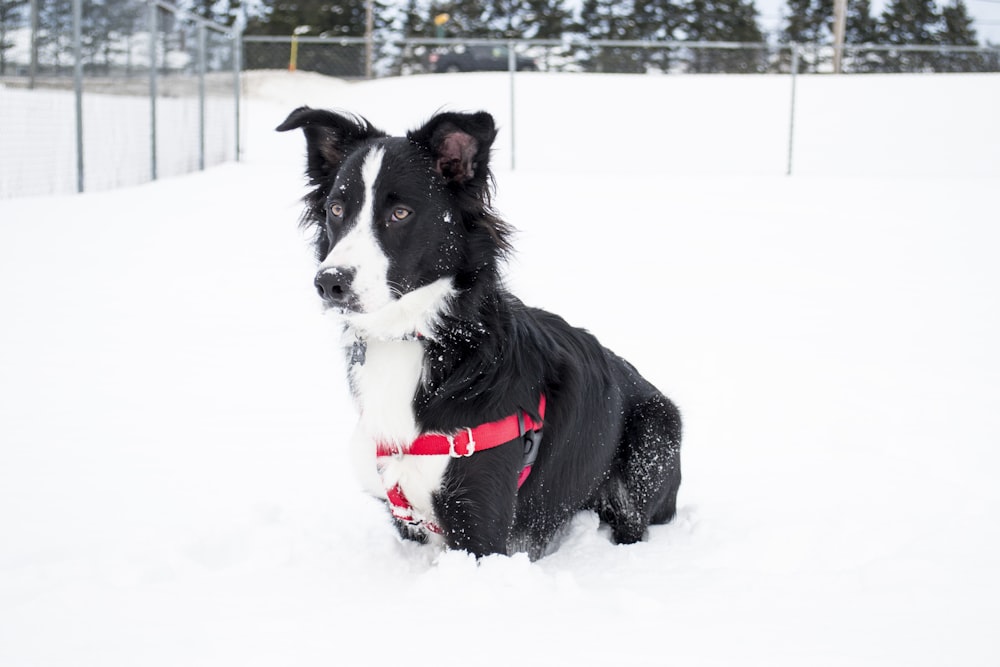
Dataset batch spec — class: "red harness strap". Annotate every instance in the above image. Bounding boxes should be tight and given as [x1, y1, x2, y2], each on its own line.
[376, 395, 546, 534]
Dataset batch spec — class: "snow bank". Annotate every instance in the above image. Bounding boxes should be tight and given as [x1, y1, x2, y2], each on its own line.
[1, 71, 999, 666]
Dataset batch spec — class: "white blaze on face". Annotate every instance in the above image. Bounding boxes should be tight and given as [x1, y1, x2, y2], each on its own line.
[317, 144, 457, 340]
[318, 145, 393, 315]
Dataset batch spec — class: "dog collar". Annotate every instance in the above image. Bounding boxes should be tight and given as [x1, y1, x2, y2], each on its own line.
[376, 395, 546, 534]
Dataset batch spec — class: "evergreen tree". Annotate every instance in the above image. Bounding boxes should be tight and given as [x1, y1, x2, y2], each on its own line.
[578, 0, 645, 72]
[485, 0, 571, 39]
[780, 0, 832, 71]
[845, 0, 881, 71]
[577, 0, 683, 72]
[36, 0, 74, 73]
[400, 0, 431, 37]
[0, 0, 28, 75]
[939, 0, 976, 44]
[187, 0, 244, 26]
[879, 0, 940, 70]
[245, 0, 370, 37]
[685, 0, 765, 72]
[79, 0, 144, 74]
[847, 0, 879, 43]
[938, 0, 983, 70]
[879, 0, 939, 44]
[485, 0, 570, 39]
[436, 0, 491, 37]
[244, 0, 375, 76]
[780, 0, 829, 43]
[525, 0, 572, 38]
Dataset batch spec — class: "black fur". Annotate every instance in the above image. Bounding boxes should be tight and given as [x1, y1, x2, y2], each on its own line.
[278, 107, 682, 559]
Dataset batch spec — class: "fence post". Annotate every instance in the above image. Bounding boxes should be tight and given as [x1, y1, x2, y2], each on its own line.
[508, 40, 516, 171]
[234, 25, 243, 163]
[148, 0, 158, 182]
[28, 0, 38, 89]
[198, 20, 206, 171]
[786, 43, 798, 177]
[72, 0, 83, 193]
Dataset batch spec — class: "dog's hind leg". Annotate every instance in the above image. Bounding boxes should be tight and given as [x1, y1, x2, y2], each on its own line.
[595, 393, 682, 544]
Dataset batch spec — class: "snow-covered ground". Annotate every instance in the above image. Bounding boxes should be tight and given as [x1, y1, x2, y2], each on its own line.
[1, 71, 999, 666]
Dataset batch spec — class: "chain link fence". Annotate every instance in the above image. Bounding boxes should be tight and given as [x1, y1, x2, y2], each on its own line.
[242, 37, 1000, 78]
[4, 26, 998, 198]
[0, 0, 240, 199]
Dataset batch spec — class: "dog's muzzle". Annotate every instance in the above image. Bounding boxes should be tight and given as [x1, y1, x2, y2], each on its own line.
[314, 267, 357, 308]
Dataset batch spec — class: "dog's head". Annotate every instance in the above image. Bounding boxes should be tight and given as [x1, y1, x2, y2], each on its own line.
[277, 108, 511, 338]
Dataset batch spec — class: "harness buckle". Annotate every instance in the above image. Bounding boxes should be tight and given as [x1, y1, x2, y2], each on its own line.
[518, 412, 543, 469]
[447, 428, 476, 457]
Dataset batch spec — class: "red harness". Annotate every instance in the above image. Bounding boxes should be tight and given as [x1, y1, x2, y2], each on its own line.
[376, 395, 546, 534]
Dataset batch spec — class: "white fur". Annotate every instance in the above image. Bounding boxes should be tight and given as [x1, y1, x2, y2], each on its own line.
[318, 146, 393, 317]
[324, 144, 457, 540]
[347, 276, 456, 339]
[347, 338, 449, 542]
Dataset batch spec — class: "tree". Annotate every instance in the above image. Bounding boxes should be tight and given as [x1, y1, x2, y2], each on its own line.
[939, 0, 976, 44]
[245, 0, 370, 37]
[781, 0, 830, 43]
[79, 0, 144, 74]
[435, 0, 491, 37]
[36, 0, 73, 74]
[484, 0, 571, 39]
[879, 0, 941, 70]
[0, 0, 28, 75]
[780, 0, 832, 71]
[847, 0, 879, 43]
[845, 0, 882, 71]
[577, 0, 684, 72]
[880, 0, 939, 43]
[578, 0, 646, 72]
[244, 0, 379, 76]
[937, 0, 986, 70]
[189, 0, 241, 25]
[684, 0, 765, 72]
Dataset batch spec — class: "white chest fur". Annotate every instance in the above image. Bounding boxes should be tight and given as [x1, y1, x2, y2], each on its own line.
[347, 337, 449, 535]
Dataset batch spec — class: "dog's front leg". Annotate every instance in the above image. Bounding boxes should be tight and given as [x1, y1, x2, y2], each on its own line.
[348, 425, 384, 498]
[432, 444, 523, 557]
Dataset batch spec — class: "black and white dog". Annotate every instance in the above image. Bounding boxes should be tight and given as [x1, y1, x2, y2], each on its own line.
[278, 107, 682, 558]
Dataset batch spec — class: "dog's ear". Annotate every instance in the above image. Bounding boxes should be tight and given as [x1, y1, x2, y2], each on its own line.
[276, 107, 385, 186]
[408, 111, 497, 187]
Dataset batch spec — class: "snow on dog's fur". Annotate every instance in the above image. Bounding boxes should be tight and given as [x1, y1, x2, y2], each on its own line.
[278, 108, 682, 558]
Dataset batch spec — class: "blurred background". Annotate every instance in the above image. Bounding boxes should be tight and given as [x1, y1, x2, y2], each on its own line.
[1, 0, 998, 199]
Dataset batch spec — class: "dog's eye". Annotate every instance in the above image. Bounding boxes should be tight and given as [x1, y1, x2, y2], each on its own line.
[391, 207, 413, 222]
[329, 202, 344, 218]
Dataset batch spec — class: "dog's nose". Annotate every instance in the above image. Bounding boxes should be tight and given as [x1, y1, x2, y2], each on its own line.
[314, 267, 356, 303]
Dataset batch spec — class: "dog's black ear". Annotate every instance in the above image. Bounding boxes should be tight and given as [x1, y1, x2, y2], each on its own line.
[276, 107, 385, 186]
[408, 111, 497, 186]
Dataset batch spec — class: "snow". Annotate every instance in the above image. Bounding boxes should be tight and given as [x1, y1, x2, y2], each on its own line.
[2, 70, 1000, 666]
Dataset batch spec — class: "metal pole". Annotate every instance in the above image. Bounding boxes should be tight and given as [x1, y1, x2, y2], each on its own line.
[234, 26, 242, 163]
[28, 0, 38, 89]
[787, 44, 798, 177]
[364, 0, 374, 79]
[149, 0, 158, 181]
[508, 40, 516, 171]
[72, 0, 83, 193]
[832, 0, 847, 74]
[198, 21, 206, 171]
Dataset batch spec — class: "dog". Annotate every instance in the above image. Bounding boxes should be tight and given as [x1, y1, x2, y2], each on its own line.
[277, 107, 682, 558]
